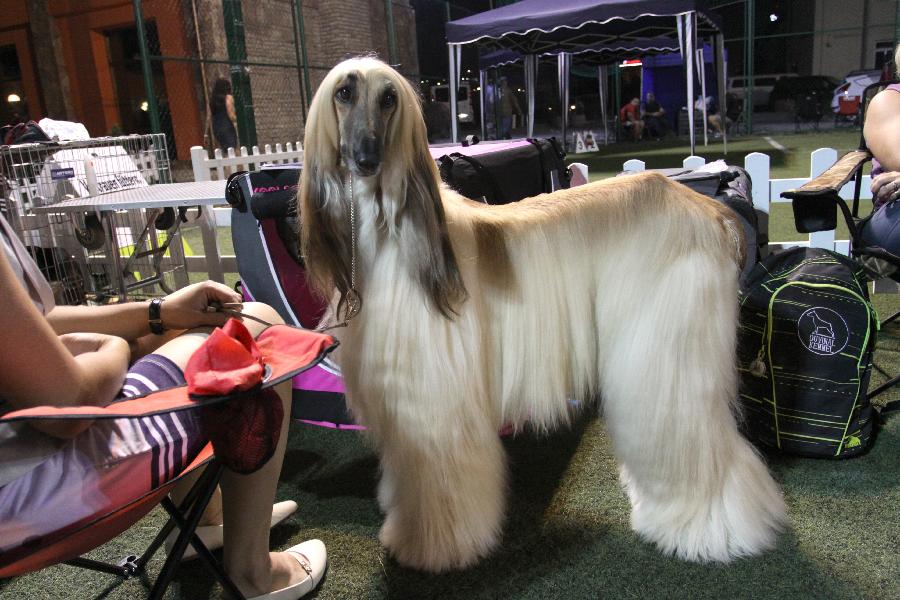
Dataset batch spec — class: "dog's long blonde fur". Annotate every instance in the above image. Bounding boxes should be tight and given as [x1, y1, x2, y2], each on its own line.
[300, 57, 787, 572]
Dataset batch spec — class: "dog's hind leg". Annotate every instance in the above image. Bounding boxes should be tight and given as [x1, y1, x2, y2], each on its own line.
[599, 251, 787, 563]
[376, 413, 508, 572]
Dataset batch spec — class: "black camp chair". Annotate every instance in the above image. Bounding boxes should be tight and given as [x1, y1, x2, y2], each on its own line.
[781, 78, 900, 400]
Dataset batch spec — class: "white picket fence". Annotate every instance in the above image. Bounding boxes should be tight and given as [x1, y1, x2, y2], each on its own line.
[190, 143, 303, 182]
[181, 143, 303, 279]
[623, 147, 869, 257]
[623, 148, 898, 293]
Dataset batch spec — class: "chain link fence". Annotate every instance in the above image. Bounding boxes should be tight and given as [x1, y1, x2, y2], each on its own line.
[127, 0, 307, 168]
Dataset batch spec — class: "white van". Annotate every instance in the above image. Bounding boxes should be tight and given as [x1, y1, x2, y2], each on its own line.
[728, 73, 797, 109]
[431, 82, 474, 123]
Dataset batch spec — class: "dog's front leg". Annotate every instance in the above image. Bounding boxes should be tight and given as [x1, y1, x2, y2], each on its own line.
[376, 413, 508, 572]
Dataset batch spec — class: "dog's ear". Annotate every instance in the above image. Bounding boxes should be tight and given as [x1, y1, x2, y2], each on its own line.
[378, 68, 467, 319]
[403, 150, 468, 319]
[300, 70, 355, 317]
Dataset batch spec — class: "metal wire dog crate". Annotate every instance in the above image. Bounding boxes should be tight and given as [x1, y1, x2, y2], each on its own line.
[0, 134, 188, 304]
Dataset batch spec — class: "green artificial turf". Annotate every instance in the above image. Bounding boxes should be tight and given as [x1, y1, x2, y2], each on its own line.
[3, 129, 899, 599]
[3, 388, 898, 599]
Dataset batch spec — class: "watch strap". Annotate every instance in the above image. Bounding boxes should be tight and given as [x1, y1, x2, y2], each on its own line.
[149, 298, 165, 335]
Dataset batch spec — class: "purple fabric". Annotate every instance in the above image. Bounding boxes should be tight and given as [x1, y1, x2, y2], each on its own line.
[869, 83, 900, 184]
[293, 363, 345, 394]
[429, 139, 532, 160]
[260, 220, 326, 329]
[298, 420, 366, 431]
[446, 0, 720, 45]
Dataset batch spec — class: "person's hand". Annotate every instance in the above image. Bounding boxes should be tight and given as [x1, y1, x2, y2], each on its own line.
[61, 332, 130, 406]
[159, 281, 243, 331]
[871, 171, 900, 208]
[60, 332, 130, 358]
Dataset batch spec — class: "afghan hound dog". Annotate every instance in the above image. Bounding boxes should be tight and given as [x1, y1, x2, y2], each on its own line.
[299, 57, 787, 572]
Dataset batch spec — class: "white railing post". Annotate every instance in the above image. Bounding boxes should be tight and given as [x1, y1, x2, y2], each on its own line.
[743, 152, 770, 215]
[622, 159, 645, 172]
[683, 155, 705, 170]
[190, 146, 210, 182]
[808, 147, 839, 251]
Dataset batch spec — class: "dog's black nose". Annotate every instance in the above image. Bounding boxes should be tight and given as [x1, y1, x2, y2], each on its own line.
[356, 137, 380, 174]
[357, 155, 379, 172]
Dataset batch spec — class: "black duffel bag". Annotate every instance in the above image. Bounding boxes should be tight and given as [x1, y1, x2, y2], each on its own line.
[435, 137, 570, 205]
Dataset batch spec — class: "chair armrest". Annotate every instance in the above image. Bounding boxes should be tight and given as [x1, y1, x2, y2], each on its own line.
[781, 150, 871, 198]
[779, 150, 872, 234]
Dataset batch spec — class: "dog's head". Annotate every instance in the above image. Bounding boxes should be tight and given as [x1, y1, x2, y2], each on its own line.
[300, 57, 466, 320]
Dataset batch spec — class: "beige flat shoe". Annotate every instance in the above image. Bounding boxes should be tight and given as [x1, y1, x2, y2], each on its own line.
[166, 500, 298, 561]
[247, 539, 327, 600]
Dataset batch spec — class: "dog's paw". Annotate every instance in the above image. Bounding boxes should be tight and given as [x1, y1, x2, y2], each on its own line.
[627, 443, 787, 562]
[379, 508, 499, 573]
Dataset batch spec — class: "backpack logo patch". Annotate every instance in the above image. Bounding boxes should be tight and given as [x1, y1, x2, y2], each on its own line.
[797, 307, 849, 356]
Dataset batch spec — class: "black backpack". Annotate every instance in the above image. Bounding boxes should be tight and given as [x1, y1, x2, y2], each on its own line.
[737, 247, 879, 458]
[666, 165, 762, 281]
[436, 137, 569, 205]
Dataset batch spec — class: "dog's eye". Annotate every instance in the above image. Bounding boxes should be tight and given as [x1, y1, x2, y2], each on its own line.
[335, 86, 352, 103]
[382, 91, 396, 109]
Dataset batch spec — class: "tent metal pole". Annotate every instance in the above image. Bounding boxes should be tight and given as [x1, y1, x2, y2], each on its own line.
[449, 44, 459, 143]
[525, 54, 536, 138]
[598, 64, 608, 144]
[684, 13, 696, 155]
[744, 0, 754, 133]
[479, 69, 487, 141]
[698, 48, 708, 147]
[558, 53, 570, 151]
[715, 33, 728, 152]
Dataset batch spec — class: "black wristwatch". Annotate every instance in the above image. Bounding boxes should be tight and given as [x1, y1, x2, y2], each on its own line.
[149, 298, 165, 335]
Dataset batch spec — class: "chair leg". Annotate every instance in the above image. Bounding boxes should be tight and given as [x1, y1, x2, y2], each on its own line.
[868, 373, 900, 400]
[866, 309, 900, 400]
[149, 461, 246, 600]
[64, 555, 137, 577]
[882, 309, 900, 326]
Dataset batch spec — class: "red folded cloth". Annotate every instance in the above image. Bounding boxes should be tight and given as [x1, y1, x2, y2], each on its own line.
[185, 319, 283, 474]
[186, 318, 265, 395]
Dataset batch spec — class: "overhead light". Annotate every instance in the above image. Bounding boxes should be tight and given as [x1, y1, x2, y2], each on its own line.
[769, 13, 778, 21]
[458, 113, 469, 120]
[140, 101, 149, 112]
[7, 93, 20, 103]
[570, 104, 576, 111]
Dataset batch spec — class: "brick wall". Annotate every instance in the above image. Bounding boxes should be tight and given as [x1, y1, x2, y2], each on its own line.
[198, 0, 421, 147]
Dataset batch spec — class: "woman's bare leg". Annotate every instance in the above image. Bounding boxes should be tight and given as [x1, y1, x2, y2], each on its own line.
[154, 302, 309, 596]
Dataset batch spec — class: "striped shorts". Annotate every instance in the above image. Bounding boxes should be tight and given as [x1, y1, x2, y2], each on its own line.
[0, 354, 205, 553]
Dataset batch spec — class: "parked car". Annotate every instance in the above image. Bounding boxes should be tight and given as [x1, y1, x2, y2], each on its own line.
[432, 82, 474, 123]
[728, 73, 796, 109]
[831, 68, 881, 113]
[768, 75, 839, 112]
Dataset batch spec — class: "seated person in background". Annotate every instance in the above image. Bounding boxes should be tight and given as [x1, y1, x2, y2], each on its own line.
[864, 45, 900, 210]
[695, 95, 729, 137]
[642, 92, 667, 139]
[619, 97, 644, 141]
[0, 211, 326, 600]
